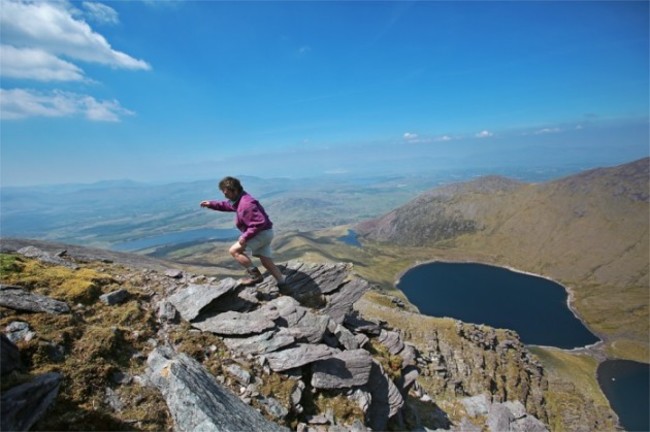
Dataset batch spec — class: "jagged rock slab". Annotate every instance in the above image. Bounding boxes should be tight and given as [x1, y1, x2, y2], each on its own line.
[146, 347, 289, 432]
[0, 285, 70, 314]
[284, 262, 352, 295]
[167, 279, 238, 321]
[1, 334, 21, 375]
[321, 277, 370, 323]
[311, 349, 373, 389]
[377, 330, 405, 355]
[363, 361, 404, 431]
[17, 246, 79, 269]
[344, 312, 382, 336]
[264, 344, 339, 372]
[192, 310, 276, 336]
[0, 372, 62, 432]
[223, 329, 295, 356]
[260, 296, 306, 325]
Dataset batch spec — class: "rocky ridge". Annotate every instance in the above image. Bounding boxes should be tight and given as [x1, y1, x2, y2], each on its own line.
[1, 240, 549, 431]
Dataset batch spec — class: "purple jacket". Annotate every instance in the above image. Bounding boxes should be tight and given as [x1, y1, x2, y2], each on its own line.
[205, 192, 273, 242]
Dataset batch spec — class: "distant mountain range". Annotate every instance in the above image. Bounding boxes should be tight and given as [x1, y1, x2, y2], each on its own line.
[356, 158, 649, 362]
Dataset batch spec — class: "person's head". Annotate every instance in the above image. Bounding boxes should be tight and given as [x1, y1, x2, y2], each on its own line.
[219, 176, 243, 200]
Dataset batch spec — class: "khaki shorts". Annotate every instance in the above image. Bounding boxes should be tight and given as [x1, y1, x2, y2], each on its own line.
[241, 229, 274, 258]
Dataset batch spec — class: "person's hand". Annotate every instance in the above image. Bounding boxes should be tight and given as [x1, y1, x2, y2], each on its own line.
[200, 201, 210, 208]
[239, 237, 247, 248]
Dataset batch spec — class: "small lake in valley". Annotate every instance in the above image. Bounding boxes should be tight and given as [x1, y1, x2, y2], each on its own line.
[337, 229, 362, 247]
[397, 261, 649, 430]
[396, 261, 599, 349]
[597, 360, 649, 432]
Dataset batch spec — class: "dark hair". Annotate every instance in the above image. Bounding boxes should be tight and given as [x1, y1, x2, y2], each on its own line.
[219, 176, 243, 194]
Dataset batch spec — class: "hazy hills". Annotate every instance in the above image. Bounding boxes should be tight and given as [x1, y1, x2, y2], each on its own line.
[356, 158, 649, 361]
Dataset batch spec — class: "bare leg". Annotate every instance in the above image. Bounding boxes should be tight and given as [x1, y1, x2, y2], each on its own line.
[229, 242, 253, 268]
[259, 256, 284, 282]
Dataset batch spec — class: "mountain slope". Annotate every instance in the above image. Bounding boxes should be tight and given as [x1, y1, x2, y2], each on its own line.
[356, 158, 649, 361]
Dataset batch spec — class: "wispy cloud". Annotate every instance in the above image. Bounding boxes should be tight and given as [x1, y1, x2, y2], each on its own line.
[0, 88, 134, 122]
[82, 2, 119, 25]
[0, 44, 86, 81]
[403, 132, 419, 141]
[298, 45, 311, 55]
[533, 127, 562, 135]
[0, 0, 149, 122]
[475, 130, 493, 138]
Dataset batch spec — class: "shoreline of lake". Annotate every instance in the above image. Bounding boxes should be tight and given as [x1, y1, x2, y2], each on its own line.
[394, 258, 601, 351]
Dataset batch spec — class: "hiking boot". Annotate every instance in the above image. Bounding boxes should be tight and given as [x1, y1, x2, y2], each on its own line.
[239, 267, 264, 286]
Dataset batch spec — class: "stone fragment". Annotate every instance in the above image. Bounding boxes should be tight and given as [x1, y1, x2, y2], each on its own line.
[157, 300, 178, 322]
[510, 415, 549, 432]
[225, 364, 251, 385]
[165, 269, 184, 279]
[193, 310, 276, 336]
[311, 349, 373, 389]
[0, 285, 70, 314]
[349, 388, 372, 413]
[17, 246, 78, 269]
[167, 279, 238, 321]
[399, 343, 418, 367]
[290, 380, 306, 413]
[362, 361, 404, 431]
[258, 396, 289, 420]
[0, 372, 62, 432]
[344, 312, 382, 336]
[146, 347, 288, 432]
[222, 329, 295, 356]
[487, 402, 514, 432]
[100, 289, 129, 305]
[264, 344, 339, 372]
[5, 321, 36, 343]
[377, 329, 404, 355]
[333, 323, 359, 350]
[322, 277, 370, 323]
[461, 394, 491, 417]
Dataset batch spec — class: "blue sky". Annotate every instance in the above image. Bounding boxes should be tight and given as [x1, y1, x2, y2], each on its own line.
[1, 0, 648, 186]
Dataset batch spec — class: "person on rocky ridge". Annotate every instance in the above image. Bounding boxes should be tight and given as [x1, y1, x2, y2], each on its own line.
[200, 176, 286, 287]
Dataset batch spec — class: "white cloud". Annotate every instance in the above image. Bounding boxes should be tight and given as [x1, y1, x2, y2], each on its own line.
[475, 130, 493, 138]
[403, 132, 418, 141]
[0, 88, 134, 121]
[82, 2, 119, 25]
[298, 46, 311, 55]
[0, 44, 85, 81]
[434, 135, 452, 142]
[533, 127, 561, 135]
[0, 0, 150, 72]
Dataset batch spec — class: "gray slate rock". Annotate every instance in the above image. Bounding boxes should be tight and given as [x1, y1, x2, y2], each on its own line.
[225, 364, 251, 385]
[146, 347, 288, 432]
[0, 372, 62, 432]
[363, 361, 405, 431]
[193, 310, 276, 336]
[223, 329, 295, 356]
[165, 269, 184, 279]
[100, 289, 129, 305]
[5, 321, 36, 343]
[487, 402, 515, 432]
[284, 262, 352, 295]
[0, 285, 70, 314]
[259, 396, 289, 420]
[321, 276, 370, 324]
[311, 349, 373, 389]
[510, 415, 549, 432]
[377, 329, 405, 355]
[168, 279, 238, 321]
[1, 334, 21, 376]
[17, 246, 79, 269]
[264, 344, 339, 372]
[461, 393, 491, 417]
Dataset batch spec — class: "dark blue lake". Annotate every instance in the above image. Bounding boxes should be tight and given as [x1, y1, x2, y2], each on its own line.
[112, 228, 239, 252]
[597, 360, 650, 432]
[338, 230, 362, 247]
[397, 262, 599, 349]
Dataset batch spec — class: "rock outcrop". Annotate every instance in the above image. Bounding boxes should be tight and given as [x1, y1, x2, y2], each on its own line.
[0, 241, 553, 431]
